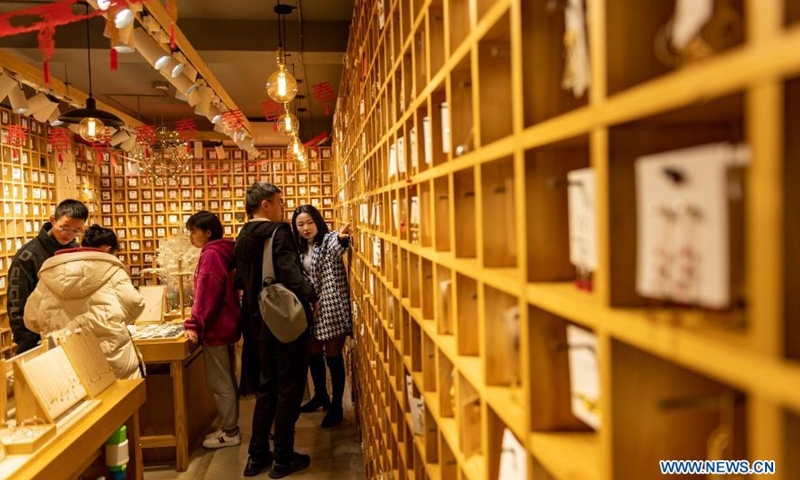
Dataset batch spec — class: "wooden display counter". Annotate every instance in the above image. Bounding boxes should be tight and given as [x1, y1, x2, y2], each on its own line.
[134, 336, 216, 471]
[1, 379, 146, 480]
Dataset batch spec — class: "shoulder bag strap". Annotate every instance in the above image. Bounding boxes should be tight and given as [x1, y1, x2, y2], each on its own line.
[261, 225, 280, 286]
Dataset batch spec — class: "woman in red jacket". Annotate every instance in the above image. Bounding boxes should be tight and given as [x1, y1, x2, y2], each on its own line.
[183, 211, 243, 449]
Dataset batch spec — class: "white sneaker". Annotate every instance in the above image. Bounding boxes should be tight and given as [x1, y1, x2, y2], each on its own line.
[205, 428, 222, 439]
[203, 429, 241, 449]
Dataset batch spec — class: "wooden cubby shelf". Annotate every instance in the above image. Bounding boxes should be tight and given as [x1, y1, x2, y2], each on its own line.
[338, 0, 796, 479]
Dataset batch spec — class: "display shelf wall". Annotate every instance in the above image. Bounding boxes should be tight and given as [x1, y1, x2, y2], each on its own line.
[334, 0, 798, 478]
[98, 146, 336, 287]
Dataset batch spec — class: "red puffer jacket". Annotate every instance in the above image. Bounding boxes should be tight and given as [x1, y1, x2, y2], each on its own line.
[184, 239, 242, 346]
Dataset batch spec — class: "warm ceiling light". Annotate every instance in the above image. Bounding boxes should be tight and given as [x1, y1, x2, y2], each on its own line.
[78, 117, 105, 142]
[277, 110, 299, 136]
[58, 12, 124, 138]
[266, 49, 298, 104]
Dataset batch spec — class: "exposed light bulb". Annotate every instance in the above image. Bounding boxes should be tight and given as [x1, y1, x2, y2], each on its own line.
[78, 117, 105, 142]
[266, 64, 298, 104]
[154, 54, 171, 70]
[277, 112, 298, 136]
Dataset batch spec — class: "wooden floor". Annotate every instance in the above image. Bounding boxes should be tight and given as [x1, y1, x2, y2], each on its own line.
[143, 389, 365, 479]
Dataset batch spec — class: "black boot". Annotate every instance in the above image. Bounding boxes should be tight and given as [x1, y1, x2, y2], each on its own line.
[300, 353, 330, 413]
[321, 355, 345, 428]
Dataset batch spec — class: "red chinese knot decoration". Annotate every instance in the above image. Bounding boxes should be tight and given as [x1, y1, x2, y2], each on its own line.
[0, 0, 147, 84]
[312, 81, 335, 115]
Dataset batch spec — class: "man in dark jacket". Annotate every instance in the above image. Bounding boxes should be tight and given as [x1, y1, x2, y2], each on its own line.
[8, 199, 89, 353]
[236, 182, 318, 478]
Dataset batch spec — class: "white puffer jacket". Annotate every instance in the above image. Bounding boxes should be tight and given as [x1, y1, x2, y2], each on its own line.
[24, 249, 145, 380]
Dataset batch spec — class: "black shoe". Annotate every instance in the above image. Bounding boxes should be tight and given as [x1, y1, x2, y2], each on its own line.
[300, 395, 330, 413]
[320, 403, 343, 428]
[244, 453, 273, 477]
[269, 452, 311, 478]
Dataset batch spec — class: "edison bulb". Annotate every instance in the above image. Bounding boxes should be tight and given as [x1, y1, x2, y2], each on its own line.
[266, 65, 298, 104]
[287, 137, 305, 160]
[78, 117, 105, 142]
[277, 112, 299, 136]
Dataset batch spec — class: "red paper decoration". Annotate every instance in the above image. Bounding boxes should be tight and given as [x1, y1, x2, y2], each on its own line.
[261, 100, 282, 122]
[0, 0, 146, 84]
[6, 125, 27, 148]
[312, 81, 335, 115]
[175, 118, 196, 141]
[221, 109, 245, 132]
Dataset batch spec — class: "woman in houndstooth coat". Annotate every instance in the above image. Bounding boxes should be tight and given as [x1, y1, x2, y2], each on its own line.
[292, 204, 352, 428]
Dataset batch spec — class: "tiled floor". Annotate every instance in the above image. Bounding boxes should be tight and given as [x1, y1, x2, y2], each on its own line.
[143, 393, 365, 479]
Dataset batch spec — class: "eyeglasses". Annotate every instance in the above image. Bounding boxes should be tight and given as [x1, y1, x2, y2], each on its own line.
[56, 225, 84, 236]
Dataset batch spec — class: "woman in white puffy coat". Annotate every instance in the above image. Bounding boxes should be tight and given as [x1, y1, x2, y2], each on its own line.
[24, 225, 145, 379]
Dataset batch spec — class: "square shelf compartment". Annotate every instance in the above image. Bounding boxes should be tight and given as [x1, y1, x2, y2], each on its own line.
[612, 341, 747, 480]
[477, 13, 512, 147]
[481, 156, 517, 269]
[525, 135, 590, 282]
[608, 93, 745, 312]
[607, 0, 746, 95]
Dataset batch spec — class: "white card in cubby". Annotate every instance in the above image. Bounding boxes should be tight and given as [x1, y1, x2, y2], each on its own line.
[498, 428, 528, 480]
[372, 236, 381, 267]
[635, 142, 749, 309]
[409, 127, 419, 170]
[397, 137, 406, 174]
[566, 324, 600, 430]
[567, 167, 598, 272]
[388, 142, 397, 178]
[422, 116, 433, 165]
[440, 102, 451, 154]
[392, 199, 400, 232]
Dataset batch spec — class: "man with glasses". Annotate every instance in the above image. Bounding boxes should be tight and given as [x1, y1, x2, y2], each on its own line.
[7, 199, 89, 353]
[235, 182, 317, 478]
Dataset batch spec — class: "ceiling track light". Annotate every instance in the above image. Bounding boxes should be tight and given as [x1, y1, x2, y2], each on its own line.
[132, 28, 171, 69]
[8, 84, 29, 115]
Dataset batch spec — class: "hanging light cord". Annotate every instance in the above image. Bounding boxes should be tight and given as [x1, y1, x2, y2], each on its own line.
[84, 4, 94, 98]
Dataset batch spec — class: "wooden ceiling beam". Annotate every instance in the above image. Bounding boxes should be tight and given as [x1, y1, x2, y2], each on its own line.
[0, 50, 145, 127]
[143, 0, 254, 137]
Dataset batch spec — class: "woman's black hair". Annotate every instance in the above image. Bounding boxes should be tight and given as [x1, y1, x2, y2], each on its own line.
[291, 204, 329, 247]
[186, 211, 223, 240]
[81, 224, 120, 253]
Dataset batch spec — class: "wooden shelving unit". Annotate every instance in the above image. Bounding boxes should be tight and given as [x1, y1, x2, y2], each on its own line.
[334, 0, 799, 478]
[98, 146, 336, 286]
[0, 108, 58, 359]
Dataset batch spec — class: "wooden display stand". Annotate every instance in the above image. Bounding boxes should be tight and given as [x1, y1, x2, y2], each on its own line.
[133, 336, 216, 471]
[335, 0, 797, 479]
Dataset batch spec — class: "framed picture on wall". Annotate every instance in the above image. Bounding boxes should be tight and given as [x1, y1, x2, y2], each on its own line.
[142, 203, 152, 213]
[142, 190, 152, 200]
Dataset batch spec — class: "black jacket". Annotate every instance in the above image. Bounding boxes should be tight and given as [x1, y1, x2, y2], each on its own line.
[235, 219, 317, 339]
[7, 222, 79, 353]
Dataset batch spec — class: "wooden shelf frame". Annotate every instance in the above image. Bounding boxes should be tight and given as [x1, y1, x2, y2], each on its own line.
[336, 0, 797, 479]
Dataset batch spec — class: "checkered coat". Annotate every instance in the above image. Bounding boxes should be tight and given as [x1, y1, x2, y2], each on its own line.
[304, 231, 352, 340]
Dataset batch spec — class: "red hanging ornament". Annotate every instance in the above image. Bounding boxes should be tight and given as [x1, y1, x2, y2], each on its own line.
[312, 81, 335, 117]
[7, 125, 28, 159]
[166, 0, 178, 50]
[48, 127, 71, 166]
[37, 24, 56, 84]
[221, 109, 245, 132]
[110, 48, 118, 71]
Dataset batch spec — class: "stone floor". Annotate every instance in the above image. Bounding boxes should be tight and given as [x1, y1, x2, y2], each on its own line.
[143, 388, 365, 479]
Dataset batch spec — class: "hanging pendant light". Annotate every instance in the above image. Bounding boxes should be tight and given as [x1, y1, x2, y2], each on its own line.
[266, 49, 298, 103]
[276, 109, 299, 136]
[266, 2, 299, 104]
[58, 9, 124, 140]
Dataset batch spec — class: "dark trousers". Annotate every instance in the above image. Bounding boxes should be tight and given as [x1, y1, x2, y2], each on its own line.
[248, 328, 310, 461]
